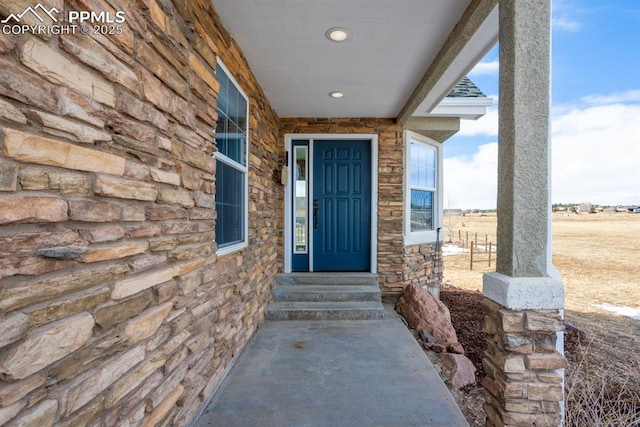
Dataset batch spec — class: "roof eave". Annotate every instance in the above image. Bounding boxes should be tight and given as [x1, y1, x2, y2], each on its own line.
[420, 97, 493, 120]
[396, 0, 498, 125]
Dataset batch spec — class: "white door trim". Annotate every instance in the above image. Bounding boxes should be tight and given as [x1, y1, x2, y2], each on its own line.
[284, 133, 378, 273]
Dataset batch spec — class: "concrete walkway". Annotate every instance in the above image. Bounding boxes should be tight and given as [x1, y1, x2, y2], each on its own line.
[193, 306, 469, 427]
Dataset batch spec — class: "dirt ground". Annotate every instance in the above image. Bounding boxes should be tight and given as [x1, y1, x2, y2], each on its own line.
[437, 212, 640, 426]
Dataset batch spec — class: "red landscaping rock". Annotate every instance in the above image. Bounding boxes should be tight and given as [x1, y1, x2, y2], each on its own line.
[441, 353, 477, 389]
[431, 343, 447, 353]
[396, 284, 465, 354]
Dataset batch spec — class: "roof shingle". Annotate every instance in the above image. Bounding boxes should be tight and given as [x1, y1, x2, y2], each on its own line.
[447, 76, 486, 98]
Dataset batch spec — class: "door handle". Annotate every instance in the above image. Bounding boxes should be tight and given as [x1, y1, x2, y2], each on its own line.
[313, 199, 319, 229]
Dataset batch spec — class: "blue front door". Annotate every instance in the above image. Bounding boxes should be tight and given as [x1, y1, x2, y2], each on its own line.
[313, 140, 371, 271]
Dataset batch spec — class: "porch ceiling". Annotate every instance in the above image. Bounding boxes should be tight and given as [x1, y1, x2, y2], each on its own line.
[212, 0, 497, 120]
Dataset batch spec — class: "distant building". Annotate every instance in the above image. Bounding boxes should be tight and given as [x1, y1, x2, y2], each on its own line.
[575, 202, 592, 214]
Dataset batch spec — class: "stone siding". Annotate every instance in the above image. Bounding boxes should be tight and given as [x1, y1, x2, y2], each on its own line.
[279, 118, 443, 299]
[482, 298, 567, 427]
[402, 243, 443, 299]
[0, 1, 281, 426]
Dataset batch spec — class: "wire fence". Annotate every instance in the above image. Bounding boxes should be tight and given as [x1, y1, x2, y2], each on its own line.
[469, 241, 496, 270]
[450, 230, 497, 270]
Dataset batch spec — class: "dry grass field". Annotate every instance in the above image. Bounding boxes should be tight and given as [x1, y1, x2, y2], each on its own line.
[442, 212, 640, 425]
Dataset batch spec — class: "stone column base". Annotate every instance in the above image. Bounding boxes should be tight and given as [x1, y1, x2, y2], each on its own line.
[482, 273, 567, 427]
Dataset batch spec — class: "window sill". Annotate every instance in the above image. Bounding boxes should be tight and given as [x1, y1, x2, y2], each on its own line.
[404, 231, 440, 247]
[216, 241, 248, 257]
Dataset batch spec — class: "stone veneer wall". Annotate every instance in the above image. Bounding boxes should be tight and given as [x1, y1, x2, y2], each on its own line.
[482, 299, 567, 427]
[0, 0, 281, 425]
[279, 118, 443, 300]
[402, 243, 442, 299]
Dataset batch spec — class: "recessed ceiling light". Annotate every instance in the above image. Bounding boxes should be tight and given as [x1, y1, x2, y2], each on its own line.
[326, 27, 350, 42]
[329, 91, 344, 99]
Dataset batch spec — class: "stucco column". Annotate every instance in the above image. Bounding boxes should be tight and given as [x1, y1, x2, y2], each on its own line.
[482, 0, 566, 426]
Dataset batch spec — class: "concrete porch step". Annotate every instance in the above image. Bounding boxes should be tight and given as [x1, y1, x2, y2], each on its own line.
[275, 272, 378, 287]
[272, 284, 381, 302]
[268, 273, 384, 320]
[266, 301, 384, 321]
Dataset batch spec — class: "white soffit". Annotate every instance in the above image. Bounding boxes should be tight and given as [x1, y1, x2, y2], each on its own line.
[212, 0, 496, 119]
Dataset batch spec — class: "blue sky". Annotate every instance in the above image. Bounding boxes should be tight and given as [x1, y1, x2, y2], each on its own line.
[444, 0, 640, 209]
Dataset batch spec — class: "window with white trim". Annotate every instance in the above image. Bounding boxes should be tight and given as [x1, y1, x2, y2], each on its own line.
[215, 61, 248, 254]
[404, 131, 442, 245]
